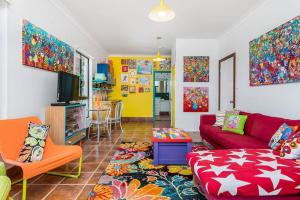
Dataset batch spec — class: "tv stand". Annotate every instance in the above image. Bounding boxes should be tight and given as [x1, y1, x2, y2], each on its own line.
[51, 102, 80, 106]
[45, 104, 86, 145]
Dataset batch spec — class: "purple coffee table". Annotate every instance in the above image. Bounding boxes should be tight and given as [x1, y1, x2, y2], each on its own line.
[152, 128, 192, 165]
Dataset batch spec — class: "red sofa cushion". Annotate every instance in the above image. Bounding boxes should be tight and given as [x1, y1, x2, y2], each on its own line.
[247, 114, 300, 143]
[201, 125, 268, 149]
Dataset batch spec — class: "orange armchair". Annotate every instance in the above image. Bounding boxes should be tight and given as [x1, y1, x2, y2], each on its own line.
[0, 116, 83, 200]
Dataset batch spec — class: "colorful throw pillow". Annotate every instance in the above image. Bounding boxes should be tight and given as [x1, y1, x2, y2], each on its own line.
[222, 114, 247, 135]
[268, 123, 294, 150]
[213, 111, 226, 127]
[274, 125, 299, 151]
[280, 131, 300, 159]
[17, 122, 49, 163]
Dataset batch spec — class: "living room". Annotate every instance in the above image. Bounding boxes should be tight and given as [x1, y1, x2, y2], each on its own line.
[0, 0, 299, 199]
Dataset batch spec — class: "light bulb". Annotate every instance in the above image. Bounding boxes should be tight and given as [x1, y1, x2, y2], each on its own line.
[158, 11, 167, 18]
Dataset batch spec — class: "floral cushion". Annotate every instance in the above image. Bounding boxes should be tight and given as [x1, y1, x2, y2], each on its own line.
[17, 122, 49, 163]
[222, 114, 247, 135]
[268, 123, 294, 150]
[280, 132, 300, 159]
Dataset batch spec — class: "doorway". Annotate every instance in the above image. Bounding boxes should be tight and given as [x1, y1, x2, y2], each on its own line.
[218, 53, 236, 110]
[153, 71, 171, 125]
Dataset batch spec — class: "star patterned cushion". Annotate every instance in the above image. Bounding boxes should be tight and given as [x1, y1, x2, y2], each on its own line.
[187, 149, 300, 197]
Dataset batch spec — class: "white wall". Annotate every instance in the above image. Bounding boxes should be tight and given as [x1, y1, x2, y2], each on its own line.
[2, 0, 107, 121]
[218, 0, 300, 119]
[175, 39, 219, 131]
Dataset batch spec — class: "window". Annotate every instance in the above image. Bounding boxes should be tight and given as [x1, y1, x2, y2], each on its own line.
[75, 51, 90, 116]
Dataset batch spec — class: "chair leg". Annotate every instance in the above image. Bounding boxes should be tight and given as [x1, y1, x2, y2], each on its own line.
[22, 179, 27, 200]
[47, 157, 82, 178]
[97, 124, 100, 143]
[88, 125, 91, 140]
[119, 119, 123, 132]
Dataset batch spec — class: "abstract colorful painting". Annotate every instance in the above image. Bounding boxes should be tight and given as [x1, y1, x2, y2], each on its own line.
[139, 76, 150, 86]
[122, 66, 128, 72]
[121, 85, 128, 91]
[183, 87, 209, 112]
[121, 74, 129, 83]
[137, 60, 152, 75]
[22, 20, 74, 73]
[184, 56, 209, 82]
[249, 15, 300, 86]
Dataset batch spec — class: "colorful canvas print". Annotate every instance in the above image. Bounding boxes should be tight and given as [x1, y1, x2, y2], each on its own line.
[128, 59, 137, 69]
[137, 60, 152, 75]
[139, 76, 150, 86]
[22, 20, 74, 73]
[145, 87, 151, 93]
[129, 86, 136, 93]
[183, 56, 209, 82]
[160, 58, 172, 71]
[121, 85, 128, 91]
[138, 87, 144, 93]
[249, 15, 300, 86]
[121, 74, 129, 83]
[183, 87, 209, 112]
[122, 66, 128, 72]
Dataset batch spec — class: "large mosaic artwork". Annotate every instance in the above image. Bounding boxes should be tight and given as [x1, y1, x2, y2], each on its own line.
[88, 142, 206, 200]
[22, 20, 74, 73]
[184, 56, 209, 82]
[249, 15, 300, 86]
[183, 87, 209, 112]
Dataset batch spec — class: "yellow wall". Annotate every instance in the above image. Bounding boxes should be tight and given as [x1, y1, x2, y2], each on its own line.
[109, 56, 156, 118]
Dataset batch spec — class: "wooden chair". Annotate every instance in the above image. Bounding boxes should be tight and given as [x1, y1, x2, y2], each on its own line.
[0, 116, 82, 200]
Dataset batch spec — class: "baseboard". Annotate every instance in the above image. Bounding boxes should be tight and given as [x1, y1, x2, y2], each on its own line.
[122, 117, 153, 122]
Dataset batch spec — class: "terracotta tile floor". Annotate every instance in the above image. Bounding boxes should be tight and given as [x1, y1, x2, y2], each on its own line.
[9, 121, 201, 200]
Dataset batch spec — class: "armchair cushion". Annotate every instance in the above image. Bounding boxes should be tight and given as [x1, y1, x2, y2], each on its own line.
[17, 122, 49, 163]
[0, 176, 11, 200]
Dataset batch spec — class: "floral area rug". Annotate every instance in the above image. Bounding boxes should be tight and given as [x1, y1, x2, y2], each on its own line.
[88, 142, 208, 200]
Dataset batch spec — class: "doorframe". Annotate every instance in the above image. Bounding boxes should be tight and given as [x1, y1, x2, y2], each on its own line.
[152, 70, 172, 123]
[218, 53, 236, 110]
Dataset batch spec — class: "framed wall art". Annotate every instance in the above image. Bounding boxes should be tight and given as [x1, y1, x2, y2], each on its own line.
[249, 15, 300, 86]
[183, 87, 209, 112]
[22, 20, 74, 73]
[137, 60, 152, 75]
[183, 56, 209, 82]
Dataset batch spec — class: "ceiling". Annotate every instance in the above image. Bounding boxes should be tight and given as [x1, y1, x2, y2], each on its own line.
[58, 0, 264, 55]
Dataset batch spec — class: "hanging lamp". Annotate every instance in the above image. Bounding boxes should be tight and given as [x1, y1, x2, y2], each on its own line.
[153, 50, 165, 62]
[149, 0, 175, 22]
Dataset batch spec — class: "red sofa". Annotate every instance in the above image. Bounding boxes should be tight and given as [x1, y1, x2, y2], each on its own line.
[200, 111, 300, 149]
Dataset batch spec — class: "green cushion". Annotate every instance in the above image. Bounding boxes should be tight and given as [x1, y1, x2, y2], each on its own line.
[0, 162, 6, 176]
[0, 176, 11, 200]
[222, 114, 248, 135]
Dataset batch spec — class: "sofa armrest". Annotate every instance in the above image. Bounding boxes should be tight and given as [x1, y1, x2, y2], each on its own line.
[200, 114, 216, 126]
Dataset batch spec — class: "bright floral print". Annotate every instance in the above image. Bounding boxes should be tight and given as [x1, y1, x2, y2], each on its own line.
[22, 20, 74, 73]
[119, 142, 151, 152]
[167, 165, 192, 176]
[111, 151, 145, 164]
[139, 158, 164, 170]
[105, 163, 132, 176]
[89, 185, 112, 200]
[89, 142, 206, 200]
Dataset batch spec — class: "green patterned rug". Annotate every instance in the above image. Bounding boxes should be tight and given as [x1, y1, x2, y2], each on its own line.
[88, 142, 207, 200]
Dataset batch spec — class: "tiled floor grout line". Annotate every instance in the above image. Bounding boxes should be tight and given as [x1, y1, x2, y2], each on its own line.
[74, 131, 121, 200]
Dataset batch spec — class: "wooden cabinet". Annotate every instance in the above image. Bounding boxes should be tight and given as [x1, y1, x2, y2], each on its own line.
[45, 104, 86, 145]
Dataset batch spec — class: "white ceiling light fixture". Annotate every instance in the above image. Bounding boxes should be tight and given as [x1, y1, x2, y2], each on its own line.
[149, 0, 175, 22]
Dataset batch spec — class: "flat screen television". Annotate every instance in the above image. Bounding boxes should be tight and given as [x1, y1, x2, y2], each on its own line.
[57, 71, 81, 104]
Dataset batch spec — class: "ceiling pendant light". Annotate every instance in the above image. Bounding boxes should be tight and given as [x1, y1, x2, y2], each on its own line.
[153, 37, 165, 62]
[149, 0, 175, 22]
[153, 50, 165, 62]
